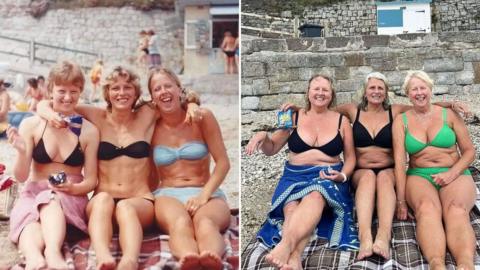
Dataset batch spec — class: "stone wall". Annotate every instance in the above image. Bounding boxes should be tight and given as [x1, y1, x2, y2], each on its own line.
[241, 31, 480, 141]
[0, 1, 184, 72]
[241, 0, 480, 37]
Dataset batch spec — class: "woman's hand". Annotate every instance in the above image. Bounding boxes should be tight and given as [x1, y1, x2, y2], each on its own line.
[245, 131, 267, 155]
[49, 179, 75, 195]
[396, 200, 408, 220]
[280, 102, 300, 112]
[6, 126, 26, 153]
[431, 170, 458, 187]
[451, 101, 472, 118]
[49, 113, 68, 129]
[184, 103, 202, 124]
[185, 195, 209, 216]
[318, 168, 346, 183]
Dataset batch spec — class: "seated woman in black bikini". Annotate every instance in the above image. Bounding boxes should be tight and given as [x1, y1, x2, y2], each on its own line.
[37, 66, 201, 269]
[246, 74, 359, 270]
[281, 72, 469, 260]
[7, 60, 99, 269]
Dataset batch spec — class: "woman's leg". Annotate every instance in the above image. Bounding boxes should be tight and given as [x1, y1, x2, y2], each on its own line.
[440, 175, 476, 270]
[115, 197, 155, 270]
[18, 222, 46, 270]
[155, 196, 200, 270]
[38, 198, 68, 269]
[352, 169, 376, 260]
[407, 175, 445, 270]
[266, 191, 326, 269]
[373, 168, 395, 259]
[281, 201, 305, 270]
[86, 192, 116, 270]
[192, 198, 230, 270]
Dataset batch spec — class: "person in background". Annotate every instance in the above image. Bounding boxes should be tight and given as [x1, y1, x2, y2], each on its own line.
[393, 70, 476, 270]
[221, 31, 237, 74]
[24, 78, 43, 111]
[37, 75, 48, 99]
[0, 79, 10, 137]
[147, 30, 161, 69]
[7, 60, 99, 270]
[89, 60, 104, 102]
[137, 30, 150, 68]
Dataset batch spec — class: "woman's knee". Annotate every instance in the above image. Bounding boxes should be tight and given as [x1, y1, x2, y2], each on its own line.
[115, 200, 137, 220]
[193, 216, 217, 234]
[304, 191, 325, 204]
[443, 200, 469, 219]
[415, 199, 441, 219]
[92, 192, 114, 209]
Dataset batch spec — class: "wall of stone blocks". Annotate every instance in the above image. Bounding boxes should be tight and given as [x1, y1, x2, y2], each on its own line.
[241, 31, 480, 141]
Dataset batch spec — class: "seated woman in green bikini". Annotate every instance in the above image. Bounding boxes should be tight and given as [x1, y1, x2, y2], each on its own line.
[393, 70, 475, 270]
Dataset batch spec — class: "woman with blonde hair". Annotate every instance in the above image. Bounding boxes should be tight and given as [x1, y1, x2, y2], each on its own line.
[393, 70, 475, 270]
[149, 67, 231, 270]
[246, 74, 358, 270]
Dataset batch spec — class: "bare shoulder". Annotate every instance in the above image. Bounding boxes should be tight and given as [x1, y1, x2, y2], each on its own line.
[80, 119, 99, 139]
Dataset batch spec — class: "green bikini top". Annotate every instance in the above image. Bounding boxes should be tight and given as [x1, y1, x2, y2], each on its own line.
[402, 108, 456, 155]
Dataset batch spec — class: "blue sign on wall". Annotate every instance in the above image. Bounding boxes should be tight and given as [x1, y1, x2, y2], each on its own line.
[378, 9, 403, 27]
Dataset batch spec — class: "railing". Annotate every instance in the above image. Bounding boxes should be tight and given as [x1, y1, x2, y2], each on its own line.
[241, 12, 300, 38]
[0, 34, 100, 71]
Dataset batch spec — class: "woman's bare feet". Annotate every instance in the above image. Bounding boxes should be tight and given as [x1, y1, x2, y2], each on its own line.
[356, 235, 373, 260]
[25, 255, 47, 270]
[44, 247, 68, 269]
[117, 256, 138, 270]
[282, 253, 302, 270]
[95, 253, 116, 270]
[372, 231, 390, 259]
[265, 241, 292, 268]
[456, 261, 474, 270]
[200, 251, 223, 270]
[179, 253, 201, 270]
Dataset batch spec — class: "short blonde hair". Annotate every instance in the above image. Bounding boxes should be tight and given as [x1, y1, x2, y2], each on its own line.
[47, 60, 85, 93]
[402, 70, 434, 95]
[102, 66, 142, 111]
[305, 74, 336, 111]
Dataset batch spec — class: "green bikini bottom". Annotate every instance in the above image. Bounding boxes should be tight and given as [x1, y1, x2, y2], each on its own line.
[407, 167, 471, 190]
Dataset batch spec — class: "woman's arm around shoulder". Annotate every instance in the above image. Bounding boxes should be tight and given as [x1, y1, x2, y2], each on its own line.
[71, 120, 99, 195]
[334, 103, 357, 123]
[392, 113, 408, 220]
[339, 114, 355, 177]
[74, 104, 106, 127]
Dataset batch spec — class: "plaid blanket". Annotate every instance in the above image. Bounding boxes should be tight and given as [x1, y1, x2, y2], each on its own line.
[11, 209, 239, 270]
[242, 167, 480, 270]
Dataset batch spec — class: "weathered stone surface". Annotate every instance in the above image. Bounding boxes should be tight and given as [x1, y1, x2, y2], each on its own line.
[336, 79, 361, 92]
[455, 71, 475, 85]
[326, 36, 353, 48]
[329, 53, 345, 66]
[286, 38, 314, 51]
[270, 81, 308, 94]
[242, 62, 266, 77]
[267, 67, 299, 82]
[252, 79, 270, 95]
[439, 31, 480, 43]
[285, 53, 329, 68]
[259, 94, 305, 110]
[344, 52, 365, 66]
[433, 85, 449, 95]
[242, 40, 253, 55]
[242, 83, 253, 96]
[334, 66, 350, 80]
[241, 96, 260, 110]
[298, 67, 334, 80]
[463, 50, 480, 61]
[362, 35, 389, 48]
[474, 62, 480, 84]
[384, 71, 408, 86]
[251, 39, 288, 52]
[432, 72, 456, 85]
[424, 58, 464, 72]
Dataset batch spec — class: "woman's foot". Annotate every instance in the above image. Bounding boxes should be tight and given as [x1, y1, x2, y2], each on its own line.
[200, 251, 223, 270]
[265, 241, 292, 269]
[117, 257, 138, 270]
[455, 260, 474, 270]
[429, 257, 446, 270]
[282, 253, 302, 270]
[25, 255, 47, 270]
[44, 247, 68, 269]
[372, 232, 390, 259]
[356, 236, 373, 260]
[95, 253, 116, 270]
[179, 253, 201, 270]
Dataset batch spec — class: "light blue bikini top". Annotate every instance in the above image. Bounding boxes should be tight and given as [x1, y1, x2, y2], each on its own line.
[153, 142, 209, 166]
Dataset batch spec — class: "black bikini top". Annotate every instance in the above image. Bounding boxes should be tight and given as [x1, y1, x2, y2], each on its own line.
[352, 107, 393, 149]
[287, 112, 344, 157]
[98, 141, 150, 160]
[32, 122, 85, 167]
